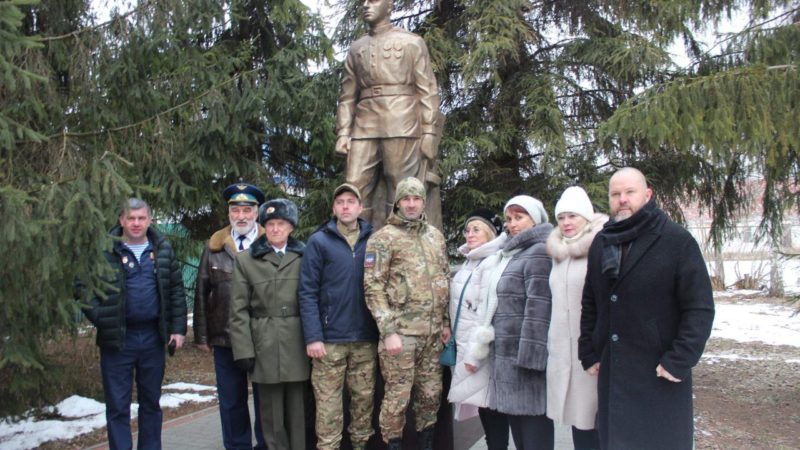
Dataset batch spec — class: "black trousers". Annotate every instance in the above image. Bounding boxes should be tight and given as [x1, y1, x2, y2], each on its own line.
[478, 407, 509, 450]
[572, 426, 599, 450]
[507, 413, 554, 450]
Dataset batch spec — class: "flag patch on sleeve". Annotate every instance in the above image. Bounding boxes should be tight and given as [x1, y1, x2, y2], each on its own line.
[365, 252, 376, 268]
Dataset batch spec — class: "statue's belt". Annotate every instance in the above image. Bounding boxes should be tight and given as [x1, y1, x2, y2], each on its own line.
[358, 84, 416, 100]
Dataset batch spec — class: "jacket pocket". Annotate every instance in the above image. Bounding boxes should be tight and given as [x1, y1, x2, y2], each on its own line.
[644, 319, 664, 354]
[209, 265, 233, 284]
[251, 317, 270, 353]
[390, 274, 409, 307]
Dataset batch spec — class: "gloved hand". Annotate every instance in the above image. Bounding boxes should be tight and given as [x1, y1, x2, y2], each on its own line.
[235, 357, 255, 374]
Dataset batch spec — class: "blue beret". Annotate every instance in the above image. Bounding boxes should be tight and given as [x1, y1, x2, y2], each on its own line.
[223, 183, 265, 206]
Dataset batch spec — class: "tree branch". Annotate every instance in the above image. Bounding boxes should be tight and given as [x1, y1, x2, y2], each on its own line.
[38, 1, 154, 42]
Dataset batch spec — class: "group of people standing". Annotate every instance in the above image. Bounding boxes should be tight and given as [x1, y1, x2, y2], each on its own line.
[447, 167, 715, 450]
[447, 188, 602, 450]
[82, 166, 714, 450]
[194, 176, 451, 450]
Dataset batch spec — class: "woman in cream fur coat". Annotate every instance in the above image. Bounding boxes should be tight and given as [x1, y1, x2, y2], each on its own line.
[546, 186, 607, 450]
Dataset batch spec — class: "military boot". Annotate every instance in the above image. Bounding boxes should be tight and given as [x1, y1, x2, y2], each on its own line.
[387, 437, 402, 450]
[418, 426, 435, 450]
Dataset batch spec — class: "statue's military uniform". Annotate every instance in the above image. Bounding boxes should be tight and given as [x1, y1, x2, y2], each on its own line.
[336, 22, 439, 225]
[363, 210, 449, 441]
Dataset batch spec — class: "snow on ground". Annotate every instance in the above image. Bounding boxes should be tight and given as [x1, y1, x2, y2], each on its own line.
[713, 289, 765, 298]
[710, 300, 800, 347]
[0, 384, 215, 450]
[163, 382, 216, 392]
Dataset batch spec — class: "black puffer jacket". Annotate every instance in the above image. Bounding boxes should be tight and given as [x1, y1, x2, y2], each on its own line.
[83, 225, 187, 350]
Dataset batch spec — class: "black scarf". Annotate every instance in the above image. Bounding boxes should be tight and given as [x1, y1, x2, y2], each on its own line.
[600, 199, 663, 279]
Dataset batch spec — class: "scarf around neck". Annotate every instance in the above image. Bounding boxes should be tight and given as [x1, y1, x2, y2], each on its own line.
[600, 199, 663, 279]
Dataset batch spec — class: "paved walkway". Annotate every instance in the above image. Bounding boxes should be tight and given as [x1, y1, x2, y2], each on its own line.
[86, 398, 572, 449]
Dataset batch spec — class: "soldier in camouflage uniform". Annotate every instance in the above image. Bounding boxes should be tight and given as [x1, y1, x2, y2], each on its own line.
[363, 177, 450, 450]
[299, 184, 379, 450]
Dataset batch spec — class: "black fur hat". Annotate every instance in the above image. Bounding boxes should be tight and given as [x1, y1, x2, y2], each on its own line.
[258, 198, 298, 227]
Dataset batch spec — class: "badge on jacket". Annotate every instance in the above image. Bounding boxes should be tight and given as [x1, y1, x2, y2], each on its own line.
[365, 252, 376, 268]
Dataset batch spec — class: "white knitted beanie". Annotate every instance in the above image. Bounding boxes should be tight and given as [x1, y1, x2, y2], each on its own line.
[504, 195, 549, 224]
[554, 186, 594, 221]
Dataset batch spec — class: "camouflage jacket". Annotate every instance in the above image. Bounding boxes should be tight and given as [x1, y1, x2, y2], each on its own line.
[364, 212, 450, 338]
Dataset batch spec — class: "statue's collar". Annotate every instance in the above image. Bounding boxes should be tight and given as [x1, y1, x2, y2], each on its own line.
[369, 22, 393, 36]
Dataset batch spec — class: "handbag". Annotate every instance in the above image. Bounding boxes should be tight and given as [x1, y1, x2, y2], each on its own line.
[440, 270, 475, 366]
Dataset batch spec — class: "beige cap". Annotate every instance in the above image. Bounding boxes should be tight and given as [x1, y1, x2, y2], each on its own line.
[333, 183, 362, 202]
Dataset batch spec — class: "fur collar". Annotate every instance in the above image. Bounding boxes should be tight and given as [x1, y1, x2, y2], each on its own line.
[250, 234, 305, 258]
[208, 225, 265, 253]
[458, 232, 507, 261]
[503, 223, 554, 254]
[546, 213, 608, 262]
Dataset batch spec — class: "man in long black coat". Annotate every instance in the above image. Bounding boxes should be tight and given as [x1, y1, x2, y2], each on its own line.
[579, 167, 715, 450]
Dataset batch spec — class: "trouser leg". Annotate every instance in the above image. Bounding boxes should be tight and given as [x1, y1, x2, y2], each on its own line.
[378, 335, 417, 441]
[479, 407, 509, 450]
[380, 137, 421, 216]
[134, 329, 165, 450]
[311, 343, 348, 450]
[346, 342, 378, 447]
[259, 383, 289, 450]
[213, 346, 253, 450]
[285, 381, 306, 450]
[101, 347, 136, 450]
[507, 414, 554, 450]
[410, 333, 442, 432]
[252, 383, 267, 449]
[346, 139, 382, 224]
[571, 426, 600, 450]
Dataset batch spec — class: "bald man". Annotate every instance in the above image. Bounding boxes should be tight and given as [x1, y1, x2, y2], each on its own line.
[578, 167, 715, 450]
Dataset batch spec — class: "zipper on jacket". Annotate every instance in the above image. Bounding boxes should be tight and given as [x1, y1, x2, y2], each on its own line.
[412, 231, 437, 336]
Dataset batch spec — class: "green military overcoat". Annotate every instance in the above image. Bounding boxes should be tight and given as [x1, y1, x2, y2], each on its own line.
[229, 235, 310, 384]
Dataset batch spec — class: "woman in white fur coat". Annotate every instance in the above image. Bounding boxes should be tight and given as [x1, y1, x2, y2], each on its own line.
[447, 208, 508, 448]
[546, 186, 608, 450]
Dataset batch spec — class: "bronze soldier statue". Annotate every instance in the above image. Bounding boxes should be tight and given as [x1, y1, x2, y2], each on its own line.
[335, 0, 443, 229]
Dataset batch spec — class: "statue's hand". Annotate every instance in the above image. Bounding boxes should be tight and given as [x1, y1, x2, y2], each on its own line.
[335, 136, 351, 157]
[420, 133, 436, 160]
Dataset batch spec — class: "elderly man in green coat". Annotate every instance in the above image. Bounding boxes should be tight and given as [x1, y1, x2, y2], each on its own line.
[229, 198, 310, 450]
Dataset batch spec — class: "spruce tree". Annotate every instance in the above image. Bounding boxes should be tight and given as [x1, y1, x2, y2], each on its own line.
[0, 0, 335, 413]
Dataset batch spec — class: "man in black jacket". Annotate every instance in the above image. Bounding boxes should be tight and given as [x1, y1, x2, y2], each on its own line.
[83, 198, 187, 450]
[298, 183, 379, 450]
[194, 183, 268, 450]
[579, 168, 714, 450]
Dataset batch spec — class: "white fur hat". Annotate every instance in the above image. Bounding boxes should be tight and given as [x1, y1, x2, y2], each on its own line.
[504, 195, 549, 224]
[554, 186, 594, 221]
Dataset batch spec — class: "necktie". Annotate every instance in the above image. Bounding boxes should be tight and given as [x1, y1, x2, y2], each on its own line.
[237, 235, 247, 251]
[277, 250, 284, 259]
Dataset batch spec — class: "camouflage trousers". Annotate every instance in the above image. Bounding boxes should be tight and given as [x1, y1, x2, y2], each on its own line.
[311, 342, 378, 450]
[378, 333, 442, 441]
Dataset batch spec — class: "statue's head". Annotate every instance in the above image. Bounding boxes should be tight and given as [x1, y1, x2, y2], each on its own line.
[362, 0, 393, 26]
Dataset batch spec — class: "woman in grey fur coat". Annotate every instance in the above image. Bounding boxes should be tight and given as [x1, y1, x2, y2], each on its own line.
[467, 195, 554, 450]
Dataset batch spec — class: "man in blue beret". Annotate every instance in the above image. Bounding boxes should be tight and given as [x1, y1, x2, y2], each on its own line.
[194, 183, 268, 450]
